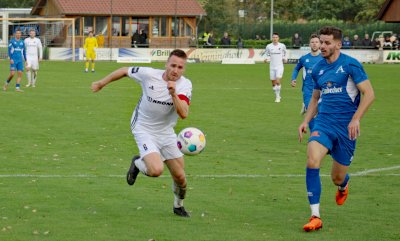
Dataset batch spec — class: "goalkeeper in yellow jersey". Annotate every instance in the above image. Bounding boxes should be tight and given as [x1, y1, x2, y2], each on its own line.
[84, 31, 98, 73]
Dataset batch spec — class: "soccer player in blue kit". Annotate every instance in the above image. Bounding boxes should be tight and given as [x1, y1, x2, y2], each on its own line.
[3, 29, 26, 92]
[298, 26, 375, 232]
[291, 34, 323, 131]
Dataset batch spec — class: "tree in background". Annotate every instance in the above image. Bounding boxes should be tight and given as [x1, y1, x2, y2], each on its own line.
[0, 0, 36, 8]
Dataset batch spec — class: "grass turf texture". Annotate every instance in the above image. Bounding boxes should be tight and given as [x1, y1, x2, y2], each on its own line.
[0, 61, 399, 241]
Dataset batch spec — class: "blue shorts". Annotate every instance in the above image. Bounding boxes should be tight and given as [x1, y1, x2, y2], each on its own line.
[308, 119, 356, 166]
[10, 61, 24, 71]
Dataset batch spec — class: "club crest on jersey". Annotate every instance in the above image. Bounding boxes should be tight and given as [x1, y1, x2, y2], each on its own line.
[306, 59, 310, 62]
[336, 65, 345, 74]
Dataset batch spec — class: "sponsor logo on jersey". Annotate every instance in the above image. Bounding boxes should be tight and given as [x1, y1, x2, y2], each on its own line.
[336, 65, 345, 74]
[147, 96, 173, 106]
[322, 86, 343, 94]
[306, 59, 310, 62]
[149, 85, 154, 90]
[319, 70, 324, 75]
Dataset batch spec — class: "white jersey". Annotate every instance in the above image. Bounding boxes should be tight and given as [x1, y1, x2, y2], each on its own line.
[127, 67, 192, 136]
[24, 37, 43, 59]
[265, 42, 287, 69]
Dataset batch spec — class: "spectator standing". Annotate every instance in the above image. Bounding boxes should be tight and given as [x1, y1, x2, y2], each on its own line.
[292, 33, 303, 49]
[237, 37, 243, 48]
[131, 30, 140, 48]
[139, 29, 148, 47]
[188, 35, 197, 48]
[342, 36, 351, 49]
[351, 35, 362, 49]
[205, 32, 215, 47]
[361, 34, 372, 48]
[220, 32, 231, 48]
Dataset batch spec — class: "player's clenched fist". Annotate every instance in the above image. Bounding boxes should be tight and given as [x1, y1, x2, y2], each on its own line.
[91, 81, 104, 92]
[167, 81, 176, 96]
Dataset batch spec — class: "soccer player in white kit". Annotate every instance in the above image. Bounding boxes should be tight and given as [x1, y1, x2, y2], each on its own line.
[24, 29, 43, 87]
[264, 32, 287, 102]
[91, 49, 192, 217]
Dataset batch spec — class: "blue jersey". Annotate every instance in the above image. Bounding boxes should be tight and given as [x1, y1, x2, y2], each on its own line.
[292, 53, 323, 95]
[312, 53, 368, 123]
[8, 38, 26, 62]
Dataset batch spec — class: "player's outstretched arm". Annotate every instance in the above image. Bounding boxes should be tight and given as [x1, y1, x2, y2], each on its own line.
[348, 80, 375, 140]
[298, 90, 320, 142]
[91, 67, 129, 92]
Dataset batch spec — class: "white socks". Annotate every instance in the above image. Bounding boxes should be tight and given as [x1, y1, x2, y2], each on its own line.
[26, 71, 32, 85]
[273, 85, 281, 98]
[310, 203, 320, 218]
[134, 157, 148, 175]
[32, 71, 37, 86]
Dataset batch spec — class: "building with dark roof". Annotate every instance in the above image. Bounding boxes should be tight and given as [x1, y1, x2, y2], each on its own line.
[31, 0, 206, 48]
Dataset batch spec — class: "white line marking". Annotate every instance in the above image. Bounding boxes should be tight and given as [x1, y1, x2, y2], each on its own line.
[352, 165, 400, 176]
[0, 170, 399, 179]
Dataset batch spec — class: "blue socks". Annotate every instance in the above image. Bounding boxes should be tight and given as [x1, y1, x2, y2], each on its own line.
[338, 173, 350, 191]
[306, 168, 321, 205]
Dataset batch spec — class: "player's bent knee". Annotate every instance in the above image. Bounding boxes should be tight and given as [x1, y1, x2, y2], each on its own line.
[146, 165, 164, 177]
[331, 174, 345, 186]
[306, 158, 320, 168]
[172, 173, 186, 185]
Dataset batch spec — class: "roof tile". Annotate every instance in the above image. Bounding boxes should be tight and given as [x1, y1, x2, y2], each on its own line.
[53, 0, 206, 16]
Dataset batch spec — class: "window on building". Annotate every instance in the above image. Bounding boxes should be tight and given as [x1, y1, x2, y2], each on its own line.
[152, 17, 167, 37]
[138, 18, 149, 37]
[122, 17, 129, 36]
[83, 16, 94, 35]
[112, 17, 120, 36]
[171, 17, 193, 37]
[96, 16, 108, 35]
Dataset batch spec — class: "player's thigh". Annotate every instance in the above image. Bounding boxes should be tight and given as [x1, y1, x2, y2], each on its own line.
[10, 62, 17, 72]
[88, 51, 96, 60]
[269, 69, 277, 81]
[142, 152, 164, 175]
[165, 157, 186, 183]
[30, 60, 39, 70]
[276, 67, 284, 80]
[16, 62, 24, 72]
[134, 132, 164, 173]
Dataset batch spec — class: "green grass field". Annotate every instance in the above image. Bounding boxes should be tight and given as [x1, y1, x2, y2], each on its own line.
[0, 60, 399, 241]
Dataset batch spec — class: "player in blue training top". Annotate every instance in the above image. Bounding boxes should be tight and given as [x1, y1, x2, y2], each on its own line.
[291, 34, 323, 131]
[298, 26, 375, 232]
[3, 29, 26, 92]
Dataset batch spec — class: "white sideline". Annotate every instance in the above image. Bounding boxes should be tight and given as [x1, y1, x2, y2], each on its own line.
[0, 165, 400, 179]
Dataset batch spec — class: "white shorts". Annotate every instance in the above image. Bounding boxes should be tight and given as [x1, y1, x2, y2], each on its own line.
[270, 67, 284, 80]
[133, 131, 183, 161]
[26, 57, 39, 70]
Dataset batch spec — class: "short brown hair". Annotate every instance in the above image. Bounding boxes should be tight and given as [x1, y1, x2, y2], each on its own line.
[169, 49, 187, 60]
[310, 33, 319, 39]
[319, 26, 342, 41]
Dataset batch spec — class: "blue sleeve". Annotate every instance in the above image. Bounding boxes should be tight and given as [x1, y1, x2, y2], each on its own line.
[8, 42, 12, 58]
[348, 59, 368, 84]
[291, 58, 304, 80]
[311, 66, 320, 90]
[23, 42, 26, 60]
